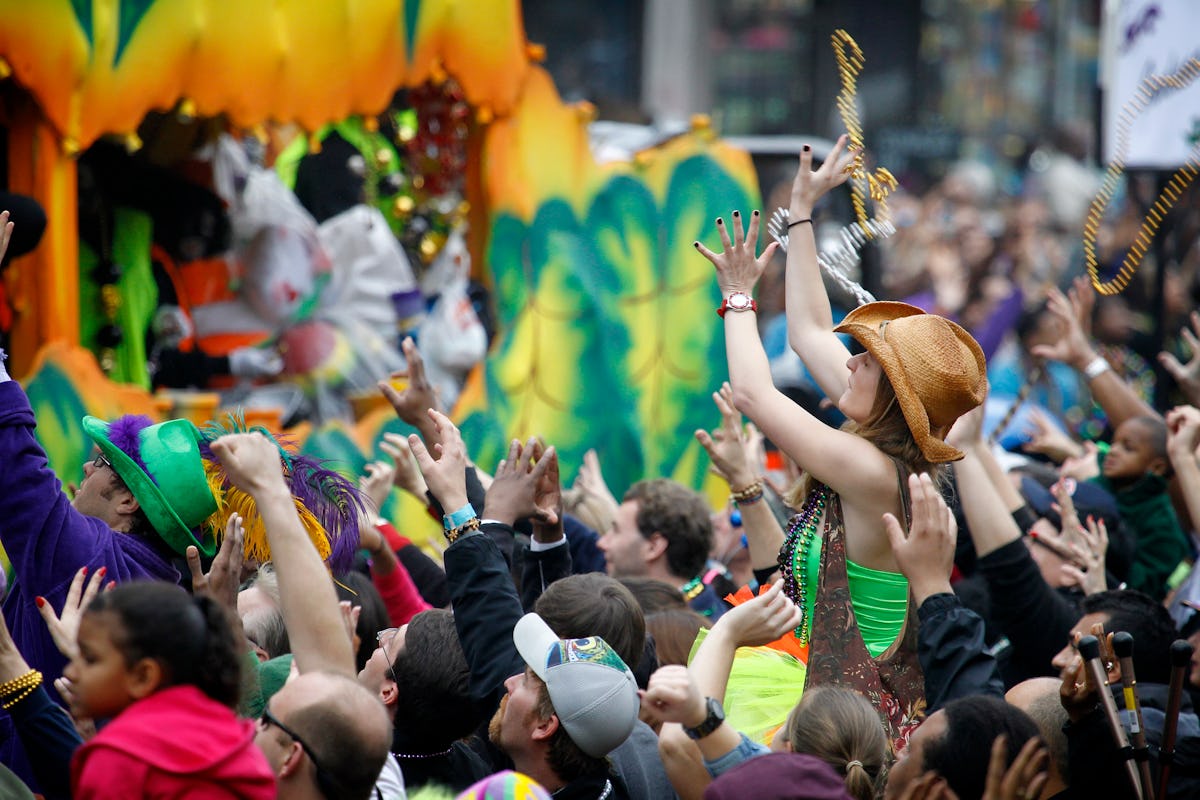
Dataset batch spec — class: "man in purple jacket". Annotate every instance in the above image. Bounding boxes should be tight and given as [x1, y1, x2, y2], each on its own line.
[0, 349, 220, 783]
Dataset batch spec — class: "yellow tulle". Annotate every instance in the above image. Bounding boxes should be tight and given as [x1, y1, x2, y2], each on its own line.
[689, 627, 807, 746]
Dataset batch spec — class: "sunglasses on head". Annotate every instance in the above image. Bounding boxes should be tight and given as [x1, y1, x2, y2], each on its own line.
[260, 706, 342, 799]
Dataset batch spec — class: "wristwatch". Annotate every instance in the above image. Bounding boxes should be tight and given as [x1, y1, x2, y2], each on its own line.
[684, 696, 726, 740]
[717, 292, 757, 318]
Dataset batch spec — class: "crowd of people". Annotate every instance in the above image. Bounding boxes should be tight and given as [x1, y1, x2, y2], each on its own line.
[2, 122, 1200, 800]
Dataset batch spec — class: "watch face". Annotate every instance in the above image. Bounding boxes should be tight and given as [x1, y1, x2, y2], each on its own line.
[728, 293, 751, 310]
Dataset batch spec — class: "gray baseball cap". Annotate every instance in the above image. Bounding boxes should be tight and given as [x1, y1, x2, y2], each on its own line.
[513, 613, 639, 758]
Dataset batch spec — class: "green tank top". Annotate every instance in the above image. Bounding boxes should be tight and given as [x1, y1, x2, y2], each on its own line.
[803, 535, 909, 657]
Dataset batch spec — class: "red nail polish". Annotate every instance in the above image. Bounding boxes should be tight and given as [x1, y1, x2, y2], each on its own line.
[97, 566, 107, 578]
[1029, 531, 1039, 539]
[80, 566, 87, 576]
[107, 581, 116, 590]
[35, 597, 44, 608]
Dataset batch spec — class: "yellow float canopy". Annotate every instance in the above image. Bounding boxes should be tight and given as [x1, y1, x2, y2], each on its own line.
[0, 0, 532, 375]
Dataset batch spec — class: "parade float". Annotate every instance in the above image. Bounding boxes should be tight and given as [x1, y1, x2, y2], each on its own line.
[0, 0, 760, 546]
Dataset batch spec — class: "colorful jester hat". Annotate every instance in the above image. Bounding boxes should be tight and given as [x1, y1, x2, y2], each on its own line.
[197, 415, 364, 572]
[82, 413, 363, 570]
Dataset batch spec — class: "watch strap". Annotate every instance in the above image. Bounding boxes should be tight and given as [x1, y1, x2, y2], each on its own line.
[684, 696, 726, 740]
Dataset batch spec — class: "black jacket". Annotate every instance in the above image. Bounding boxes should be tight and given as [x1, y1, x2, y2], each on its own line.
[917, 593, 1005, 713]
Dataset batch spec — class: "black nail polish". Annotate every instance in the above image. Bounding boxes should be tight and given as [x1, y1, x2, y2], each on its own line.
[716, 217, 723, 225]
[752, 210, 760, 217]
[693, 241, 700, 248]
[733, 210, 740, 217]
[803, 145, 810, 152]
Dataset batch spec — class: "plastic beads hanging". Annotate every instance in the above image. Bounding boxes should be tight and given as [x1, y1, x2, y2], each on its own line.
[1082, 57, 1200, 295]
[767, 30, 897, 308]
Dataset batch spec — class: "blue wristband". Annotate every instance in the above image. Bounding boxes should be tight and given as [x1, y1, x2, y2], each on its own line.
[443, 503, 477, 531]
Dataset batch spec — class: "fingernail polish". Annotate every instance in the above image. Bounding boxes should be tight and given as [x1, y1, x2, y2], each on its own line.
[693, 241, 700, 248]
[803, 145, 811, 152]
[81, 566, 87, 576]
[97, 566, 106, 577]
[732, 210, 740, 217]
[716, 217, 723, 225]
[1029, 531, 1039, 539]
[35, 597, 44, 608]
[752, 210, 759, 216]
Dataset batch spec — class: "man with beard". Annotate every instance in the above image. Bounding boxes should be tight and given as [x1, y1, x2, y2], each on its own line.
[409, 412, 639, 798]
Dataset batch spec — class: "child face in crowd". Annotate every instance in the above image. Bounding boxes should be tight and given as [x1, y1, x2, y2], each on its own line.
[63, 611, 143, 721]
[1103, 418, 1168, 483]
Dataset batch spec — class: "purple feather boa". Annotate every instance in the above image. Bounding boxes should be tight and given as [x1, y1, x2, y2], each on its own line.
[105, 415, 156, 484]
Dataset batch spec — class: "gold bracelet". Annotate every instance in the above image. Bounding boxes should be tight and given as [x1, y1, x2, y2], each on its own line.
[444, 517, 481, 544]
[1, 682, 39, 709]
[0, 669, 41, 699]
[730, 480, 764, 505]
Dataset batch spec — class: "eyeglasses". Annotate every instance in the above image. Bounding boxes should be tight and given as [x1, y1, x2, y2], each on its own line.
[376, 627, 400, 680]
[92, 453, 112, 471]
[260, 706, 341, 799]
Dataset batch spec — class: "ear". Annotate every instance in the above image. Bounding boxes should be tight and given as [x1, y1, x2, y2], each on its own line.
[113, 486, 140, 517]
[278, 742, 306, 779]
[1148, 456, 1170, 477]
[126, 657, 165, 700]
[530, 711, 561, 743]
[380, 678, 399, 708]
[643, 532, 669, 563]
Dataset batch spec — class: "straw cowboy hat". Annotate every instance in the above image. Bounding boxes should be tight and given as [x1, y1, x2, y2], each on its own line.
[834, 301, 987, 463]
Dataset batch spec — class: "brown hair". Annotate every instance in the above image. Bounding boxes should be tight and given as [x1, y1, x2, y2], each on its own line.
[534, 675, 610, 781]
[785, 687, 888, 800]
[534, 574, 645, 670]
[623, 479, 713, 580]
[645, 609, 712, 666]
[784, 371, 947, 508]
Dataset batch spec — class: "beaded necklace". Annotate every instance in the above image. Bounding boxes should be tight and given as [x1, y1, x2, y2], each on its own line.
[680, 575, 705, 603]
[778, 484, 830, 645]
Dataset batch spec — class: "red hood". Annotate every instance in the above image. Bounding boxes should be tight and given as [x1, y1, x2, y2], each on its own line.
[72, 685, 274, 796]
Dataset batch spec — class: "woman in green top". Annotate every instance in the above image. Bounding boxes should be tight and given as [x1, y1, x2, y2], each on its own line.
[694, 134, 987, 748]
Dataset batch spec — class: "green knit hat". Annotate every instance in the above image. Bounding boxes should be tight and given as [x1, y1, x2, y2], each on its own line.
[81, 415, 219, 557]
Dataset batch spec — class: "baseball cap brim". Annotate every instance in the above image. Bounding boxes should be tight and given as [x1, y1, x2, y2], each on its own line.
[514, 613, 560, 681]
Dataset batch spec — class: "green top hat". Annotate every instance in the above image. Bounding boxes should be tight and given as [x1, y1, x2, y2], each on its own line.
[81, 416, 219, 557]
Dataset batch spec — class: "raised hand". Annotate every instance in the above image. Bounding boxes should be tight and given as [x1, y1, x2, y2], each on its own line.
[483, 438, 558, 527]
[1059, 515, 1107, 596]
[574, 448, 619, 511]
[209, 432, 286, 495]
[36, 566, 110, 661]
[694, 209, 776, 297]
[1030, 285, 1098, 371]
[884, 473, 957, 604]
[380, 431, 429, 499]
[379, 337, 443, 444]
[694, 382, 757, 489]
[711, 581, 803, 648]
[530, 442, 564, 543]
[789, 134, 855, 217]
[1022, 408, 1084, 463]
[1058, 441, 1100, 482]
[406, 409, 469, 512]
[186, 513, 245, 610]
[358, 460, 396, 515]
[1166, 405, 1200, 466]
[1158, 311, 1200, 406]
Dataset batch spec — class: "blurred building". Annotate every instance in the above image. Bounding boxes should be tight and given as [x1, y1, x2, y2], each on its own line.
[523, 0, 1102, 186]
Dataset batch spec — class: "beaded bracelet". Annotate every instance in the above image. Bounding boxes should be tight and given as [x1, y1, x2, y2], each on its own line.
[0, 670, 41, 709]
[443, 502, 477, 531]
[445, 517, 481, 544]
[730, 480, 764, 505]
[786, 218, 813, 230]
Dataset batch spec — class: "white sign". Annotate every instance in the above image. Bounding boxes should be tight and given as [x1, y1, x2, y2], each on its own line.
[1102, 0, 1200, 168]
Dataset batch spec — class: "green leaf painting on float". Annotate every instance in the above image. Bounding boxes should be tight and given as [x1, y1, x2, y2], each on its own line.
[462, 146, 759, 495]
[461, 199, 643, 485]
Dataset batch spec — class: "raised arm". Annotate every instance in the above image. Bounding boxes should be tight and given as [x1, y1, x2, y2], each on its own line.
[1031, 280, 1158, 428]
[1166, 405, 1200, 536]
[210, 433, 356, 678]
[694, 210, 895, 500]
[784, 135, 857, 401]
[695, 383, 784, 572]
